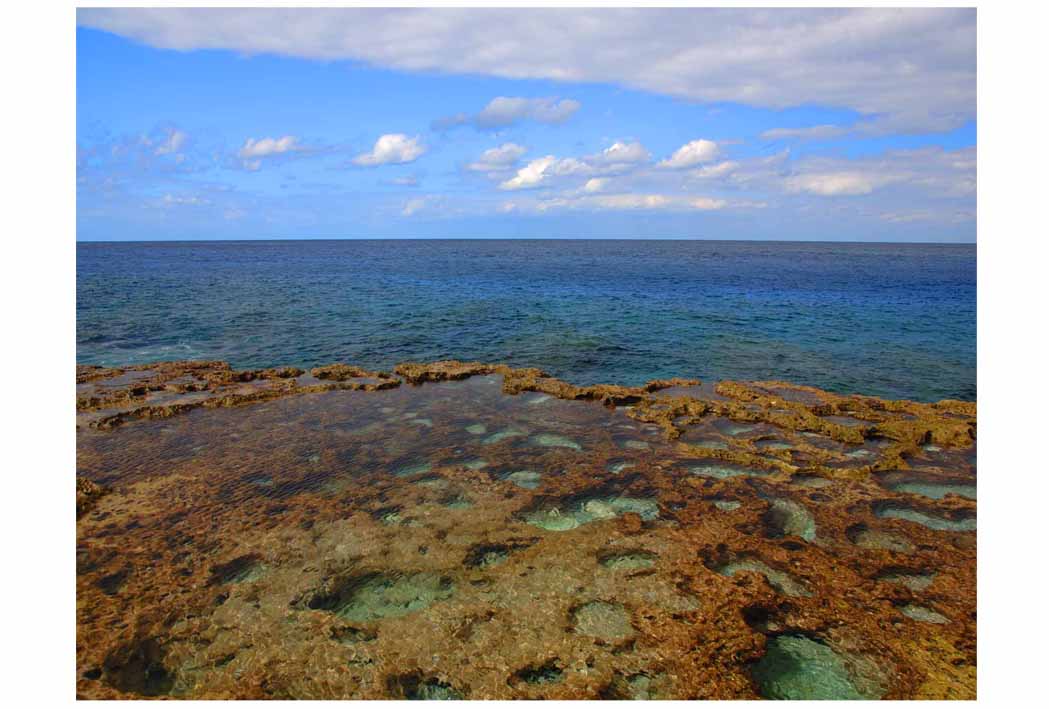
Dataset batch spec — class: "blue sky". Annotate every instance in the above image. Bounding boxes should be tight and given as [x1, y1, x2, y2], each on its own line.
[76, 8, 976, 242]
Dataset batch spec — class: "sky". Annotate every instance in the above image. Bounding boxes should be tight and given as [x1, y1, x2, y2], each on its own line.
[76, 7, 976, 242]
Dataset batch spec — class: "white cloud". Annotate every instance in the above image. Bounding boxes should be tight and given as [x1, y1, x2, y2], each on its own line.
[353, 134, 426, 167]
[160, 193, 209, 207]
[386, 175, 420, 187]
[784, 172, 885, 196]
[238, 135, 300, 159]
[154, 129, 187, 156]
[760, 125, 849, 141]
[476, 97, 580, 128]
[511, 192, 735, 214]
[466, 143, 527, 172]
[583, 178, 608, 193]
[500, 156, 556, 190]
[77, 8, 975, 133]
[690, 197, 727, 210]
[659, 140, 720, 169]
[591, 141, 650, 166]
[690, 160, 739, 179]
[401, 197, 426, 216]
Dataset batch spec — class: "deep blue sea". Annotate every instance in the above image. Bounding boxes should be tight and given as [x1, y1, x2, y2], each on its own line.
[76, 240, 975, 402]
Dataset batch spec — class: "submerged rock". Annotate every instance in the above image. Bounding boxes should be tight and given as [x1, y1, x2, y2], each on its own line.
[572, 601, 634, 641]
[750, 635, 880, 700]
[716, 558, 811, 597]
[531, 433, 582, 451]
[763, 498, 817, 542]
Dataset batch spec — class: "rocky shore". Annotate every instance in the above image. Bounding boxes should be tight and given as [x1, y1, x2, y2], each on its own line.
[76, 360, 976, 699]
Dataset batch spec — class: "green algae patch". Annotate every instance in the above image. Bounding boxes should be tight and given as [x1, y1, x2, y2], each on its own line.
[716, 558, 810, 597]
[602, 672, 670, 700]
[750, 635, 878, 700]
[714, 500, 741, 511]
[875, 504, 976, 532]
[464, 423, 487, 435]
[889, 480, 976, 501]
[483, 429, 526, 445]
[305, 572, 454, 622]
[901, 604, 950, 624]
[504, 470, 542, 490]
[572, 601, 634, 641]
[689, 462, 770, 480]
[848, 525, 915, 553]
[600, 550, 657, 571]
[524, 496, 660, 532]
[879, 572, 934, 591]
[531, 433, 582, 450]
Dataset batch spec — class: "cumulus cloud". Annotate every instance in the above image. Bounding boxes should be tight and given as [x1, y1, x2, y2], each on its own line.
[466, 143, 527, 172]
[238, 135, 300, 159]
[659, 140, 720, 169]
[500, 156, 557, 190]
[353, 134, 426, 167]
[590, 141, 650, 167]
[77, 8, 975, 133]
[496, 141, 653, 190]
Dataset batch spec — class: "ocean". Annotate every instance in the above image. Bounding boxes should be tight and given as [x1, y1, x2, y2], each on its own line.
[76, 239, 975, 402]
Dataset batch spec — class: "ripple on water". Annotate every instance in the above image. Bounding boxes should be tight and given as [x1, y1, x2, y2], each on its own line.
[750, 635, 880, 700]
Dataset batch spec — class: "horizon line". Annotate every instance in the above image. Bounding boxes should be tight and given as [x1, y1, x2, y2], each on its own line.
[76, 237, 976, 246]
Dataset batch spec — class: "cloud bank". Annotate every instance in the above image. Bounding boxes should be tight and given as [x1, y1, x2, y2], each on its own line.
[78, 7, 975, 133]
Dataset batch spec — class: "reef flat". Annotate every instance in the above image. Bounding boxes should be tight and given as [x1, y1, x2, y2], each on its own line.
[76, 360, 976, 699]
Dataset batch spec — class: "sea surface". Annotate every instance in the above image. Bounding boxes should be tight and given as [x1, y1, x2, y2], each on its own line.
[76, 240, 975, 402]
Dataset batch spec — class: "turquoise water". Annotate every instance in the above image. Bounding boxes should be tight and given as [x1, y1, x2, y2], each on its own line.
[77, 240, 975, 401]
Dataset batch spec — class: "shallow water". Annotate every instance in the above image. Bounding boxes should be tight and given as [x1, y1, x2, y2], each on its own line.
[76, 368, 976, 699]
